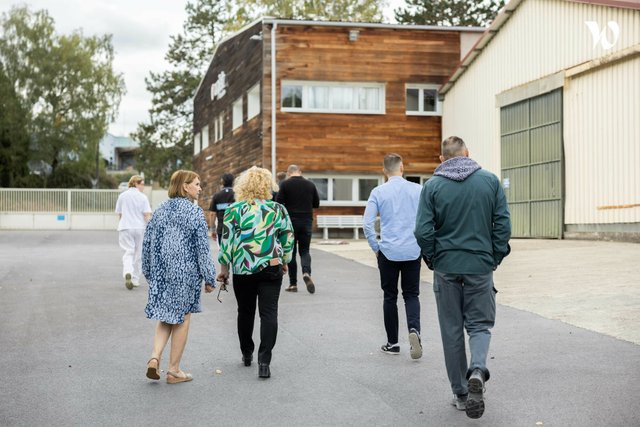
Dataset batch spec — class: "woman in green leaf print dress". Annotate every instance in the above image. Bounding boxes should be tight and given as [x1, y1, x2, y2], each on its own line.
[212, 166, 294, 379]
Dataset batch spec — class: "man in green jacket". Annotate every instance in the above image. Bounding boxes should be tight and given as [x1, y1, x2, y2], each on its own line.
[414, 136, 511, 420]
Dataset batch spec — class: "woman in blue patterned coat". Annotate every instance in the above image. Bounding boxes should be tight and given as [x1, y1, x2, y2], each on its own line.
[142, 170, 217, 384]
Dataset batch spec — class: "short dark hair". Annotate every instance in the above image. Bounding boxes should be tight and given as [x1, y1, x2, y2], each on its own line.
[383, 153, 402, 173]
[441, 136, 467, 160]
[221, 173, 234, 187]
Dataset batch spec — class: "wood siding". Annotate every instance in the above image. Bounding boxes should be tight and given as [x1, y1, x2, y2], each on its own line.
[193, 21, 264, 209]
[262, 24, 462, 175]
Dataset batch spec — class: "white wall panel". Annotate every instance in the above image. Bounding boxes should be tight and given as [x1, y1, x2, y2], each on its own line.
[564, 55, 640, 224]
[443, 0, 639, 172]
[443, 0, 640, 225]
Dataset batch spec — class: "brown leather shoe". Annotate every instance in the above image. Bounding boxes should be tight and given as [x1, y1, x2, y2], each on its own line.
[285, 285, 298, 292]
[303, 274, 315, 294]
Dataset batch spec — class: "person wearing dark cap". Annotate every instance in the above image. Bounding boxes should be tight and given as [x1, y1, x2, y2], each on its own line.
[209, 173, 235, 245]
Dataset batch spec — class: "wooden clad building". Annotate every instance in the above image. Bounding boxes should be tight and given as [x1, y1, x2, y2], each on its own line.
[193, 18, 482, 222]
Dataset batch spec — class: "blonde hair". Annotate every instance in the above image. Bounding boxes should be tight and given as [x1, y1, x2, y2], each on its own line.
[234, 166, 274, 202]
[168, 170, 200, 198]
[128, 175, 144, 188]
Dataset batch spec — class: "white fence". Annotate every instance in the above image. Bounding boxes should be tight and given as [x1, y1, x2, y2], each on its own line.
[0, 188, 168, 230]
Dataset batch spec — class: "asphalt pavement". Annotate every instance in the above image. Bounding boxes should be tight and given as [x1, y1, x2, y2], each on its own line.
[0, 231, 638, 426]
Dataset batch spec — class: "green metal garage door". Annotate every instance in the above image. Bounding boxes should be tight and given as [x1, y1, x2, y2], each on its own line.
[500, 89, 563, 238]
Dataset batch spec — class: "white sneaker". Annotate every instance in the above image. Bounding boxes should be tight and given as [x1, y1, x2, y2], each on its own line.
[132, 282, 140, 288]
[452, 394, 467, 410]
[409, 328, 422, 359]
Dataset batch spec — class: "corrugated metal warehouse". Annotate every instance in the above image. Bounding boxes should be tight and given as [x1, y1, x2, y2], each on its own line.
[440, 0, 639, 240]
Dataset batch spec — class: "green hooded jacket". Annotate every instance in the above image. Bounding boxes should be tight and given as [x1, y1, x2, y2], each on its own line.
[414, 156, 511, 274]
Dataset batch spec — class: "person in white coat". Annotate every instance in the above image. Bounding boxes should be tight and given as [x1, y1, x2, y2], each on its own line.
[115, 175, 152, 289]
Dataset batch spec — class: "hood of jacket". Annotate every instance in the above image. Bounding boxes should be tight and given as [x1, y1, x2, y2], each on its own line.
[433, 156, 481, 182]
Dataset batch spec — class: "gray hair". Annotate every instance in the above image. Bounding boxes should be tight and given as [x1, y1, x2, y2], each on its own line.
[383, 153, 402, 173]
[287, 164, 300, 174]
[441, 136, 467, 160]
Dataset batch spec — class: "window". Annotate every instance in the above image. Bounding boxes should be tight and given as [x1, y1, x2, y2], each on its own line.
[247, 83, 260, 120]
[307, 175, 382, 206]
[405, 84, 441, 116]
[193, 132, 201, 155]
[309, 178, 328, 201]
[282, 85, 302, 108]
[281, 81, 385, 114]
[232, 97, 243, 129]
[309, 86, 329, 109]
[406, 175, 431, 185]
[214, 113, 224, 142]
[333, 178, 353, 201]
[358, 179, 378, 201]
[201, 125, 209, 150]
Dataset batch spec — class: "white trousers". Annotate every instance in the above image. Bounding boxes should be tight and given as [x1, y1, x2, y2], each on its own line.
[119, 229, 145, 284]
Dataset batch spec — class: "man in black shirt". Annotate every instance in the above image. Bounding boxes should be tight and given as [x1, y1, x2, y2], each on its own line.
[276, 165, 320, 293]
[209, 173, 235, 245]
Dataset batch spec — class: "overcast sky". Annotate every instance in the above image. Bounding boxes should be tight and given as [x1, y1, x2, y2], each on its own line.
[0, 1, 405, 137]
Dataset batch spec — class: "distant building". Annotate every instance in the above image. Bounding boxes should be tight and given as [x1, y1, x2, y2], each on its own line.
[99, 133, 139, 171]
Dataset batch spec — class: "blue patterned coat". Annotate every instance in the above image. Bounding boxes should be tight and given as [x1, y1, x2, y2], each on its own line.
[142, 197, 217, 324]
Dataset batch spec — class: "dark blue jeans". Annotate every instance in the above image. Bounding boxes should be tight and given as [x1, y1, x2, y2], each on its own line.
[233, 266, 283, 365]
[377, 251, 421, 345]
[287, 216, 313, 286]
[433, 271, 496, 396]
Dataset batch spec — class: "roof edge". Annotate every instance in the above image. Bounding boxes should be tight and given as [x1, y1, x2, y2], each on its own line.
[262, 18, 485, 33]
[440, 0, 640, 96]
[566, 0, 640, 10]
[440, 0, 525, 96]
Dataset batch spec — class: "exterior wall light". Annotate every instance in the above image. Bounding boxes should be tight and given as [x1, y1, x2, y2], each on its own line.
[349, 30, 359, 42]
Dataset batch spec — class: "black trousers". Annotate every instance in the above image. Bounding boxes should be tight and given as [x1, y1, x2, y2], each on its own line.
[287, 216, 313, 285]
[377, 251, 421, 345]
[232, 266, 283, 365]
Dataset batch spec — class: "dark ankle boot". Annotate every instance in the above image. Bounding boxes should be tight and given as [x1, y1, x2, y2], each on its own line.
[258, 364, 270, 378]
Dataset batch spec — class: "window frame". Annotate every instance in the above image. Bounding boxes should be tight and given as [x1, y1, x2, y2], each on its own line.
[405, 175, 432, 185]
[201, 125, 209, 150]
[214, 113, 224, 142]
[405, 83, 442, 116]
[193, 132, 201, 155]
[232, 97, 243, 129]
[247, 83, 261, 120]
[281, 80, 386, 115]
[306, 174, 383, 206]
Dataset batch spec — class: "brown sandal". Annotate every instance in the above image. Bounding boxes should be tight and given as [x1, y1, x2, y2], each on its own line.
[146, 358, 160, 380]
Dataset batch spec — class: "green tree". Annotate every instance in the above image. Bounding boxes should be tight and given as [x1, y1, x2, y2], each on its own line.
[231, 0, 385, 23]
[0, 62, 29, 187]
[136, 0, 385, 187]
[0, 6, 125, 187]
[395, 0, 505, 27]
[133, 0, 228, 187]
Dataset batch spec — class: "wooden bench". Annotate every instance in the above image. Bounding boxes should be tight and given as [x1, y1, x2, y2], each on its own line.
[316, 215, 364, 240]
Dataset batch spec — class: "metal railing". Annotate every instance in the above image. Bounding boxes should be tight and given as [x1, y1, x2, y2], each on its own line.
[0, 188, 120, 213]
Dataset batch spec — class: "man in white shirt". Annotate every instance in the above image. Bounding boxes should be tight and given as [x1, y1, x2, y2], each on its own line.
[115, 175, 152, 289]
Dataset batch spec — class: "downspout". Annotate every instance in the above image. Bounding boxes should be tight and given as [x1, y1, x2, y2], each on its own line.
[270, 23, 278, 177]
